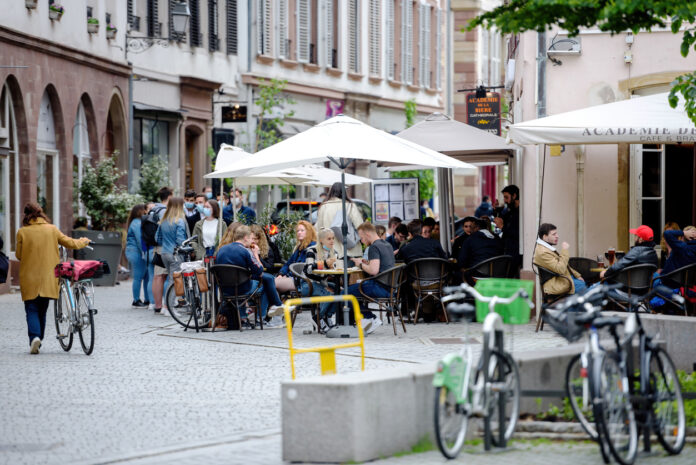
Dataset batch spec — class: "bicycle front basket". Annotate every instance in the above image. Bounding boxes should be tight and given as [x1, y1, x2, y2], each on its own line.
[543, 308, 586, 343]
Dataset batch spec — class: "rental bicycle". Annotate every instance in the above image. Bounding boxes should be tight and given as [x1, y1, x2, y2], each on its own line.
[164, 236, 211, 331]
[433, 280, 534, 459]
[54, 244, 108, 355]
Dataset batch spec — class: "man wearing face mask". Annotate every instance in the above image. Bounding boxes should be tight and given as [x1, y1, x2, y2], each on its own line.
[202, 186, 214, 200]
[184, 189, 200, 235]
[223, 188, 256, 225]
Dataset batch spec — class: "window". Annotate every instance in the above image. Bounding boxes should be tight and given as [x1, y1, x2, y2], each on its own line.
[278, 0, 289, 58]
[0, 84, 19, 252]
[135, 118, 170, 166]
[257, 0, 272, 56]
[368, 0, 380, 76]
[401, 0, 413, 84]
[147, 0, 159, 37]
[348, 0, 360, 73]
[226, 0, 237, 54]
[325, 0, 338, 68]
[189, 0, 201, 47]
[297, 0, 311, 63]
[73, 103, 91, 217]
[490, 30, 501, 86]
[419, 4, 430, 88]
[128, 0, 141, 31]
[208, 0, 219, 51]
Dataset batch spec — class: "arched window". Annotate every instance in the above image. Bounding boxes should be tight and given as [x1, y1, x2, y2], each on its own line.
[73, 102, 91, 216]
[37, 90, 60, 229]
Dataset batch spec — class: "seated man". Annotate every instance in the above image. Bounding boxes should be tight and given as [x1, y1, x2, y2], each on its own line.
[347, 222, 396, 334]
[458, 218, 503, 278]
[216, 225, 284, 327]
[397, 219, 446, 264]
[451, 216, 476, 260]
[533, 223, 585, 297]
[661, 226, 696, 275]
[386, 223, 408, 251]
[600, 225, 658, 281]
[422, 217, 436, 239]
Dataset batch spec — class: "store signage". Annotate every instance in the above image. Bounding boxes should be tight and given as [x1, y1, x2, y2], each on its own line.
[466, 92, 501, 135]
[326, 99, 344, 118]
[222, 105, 247, 123]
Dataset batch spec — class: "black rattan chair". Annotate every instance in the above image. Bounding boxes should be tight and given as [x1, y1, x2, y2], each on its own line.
[408, 258, 452, 324]
[210, 265, 264, 330]
[650, 263, 696, 315]
[532, 263, 573, 332]
[358, 264, 407, 335]
[462, 255, 512, 284]
[568, 257, 602, 285]
[288, 262, 323, 329]
[603, 263, 658, 311]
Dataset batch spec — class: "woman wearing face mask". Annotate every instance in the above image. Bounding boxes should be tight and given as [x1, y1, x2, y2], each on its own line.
[275, 220, 317, 293]
[192, 199, 227, 260]
[303, 228, 340, 330]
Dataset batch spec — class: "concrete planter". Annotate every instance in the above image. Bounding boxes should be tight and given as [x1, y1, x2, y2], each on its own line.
[25, 0, 37, 9]
[87, 22, 99, 34]
[48, 9, 62, 21]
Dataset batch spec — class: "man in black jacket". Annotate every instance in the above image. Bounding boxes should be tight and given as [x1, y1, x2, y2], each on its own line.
[601, 225, 658, 280]
[397, 220, 446, 263]
[459, 218, 503, 283]
[493, 185, 521, 277]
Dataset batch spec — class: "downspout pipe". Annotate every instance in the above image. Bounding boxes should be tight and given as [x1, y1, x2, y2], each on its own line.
[576, 146, 585, 257]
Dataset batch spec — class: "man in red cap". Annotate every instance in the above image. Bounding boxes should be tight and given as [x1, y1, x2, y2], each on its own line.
[600, 225, 658, 280]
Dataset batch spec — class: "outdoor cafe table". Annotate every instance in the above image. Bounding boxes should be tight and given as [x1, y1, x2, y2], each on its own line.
[314, 267, 364, 330]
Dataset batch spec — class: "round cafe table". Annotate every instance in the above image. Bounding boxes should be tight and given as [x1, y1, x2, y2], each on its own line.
[314, 266, 364, 286]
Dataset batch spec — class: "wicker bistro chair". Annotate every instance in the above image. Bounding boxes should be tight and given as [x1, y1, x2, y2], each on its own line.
[651, 263, 696, 315]
[288, 262, 322, 329]
[407, 258, 452, 325]
[462, 255, 512, 284]
[568, 257, 602, 285]
[357, 264, 407, 336]
[603, 263, 657, 311]
[532, 263, 573, 332]
[210, 265, 264, 330]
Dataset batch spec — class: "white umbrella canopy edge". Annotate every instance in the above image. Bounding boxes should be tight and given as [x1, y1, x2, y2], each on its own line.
[298, 164, 373, 187]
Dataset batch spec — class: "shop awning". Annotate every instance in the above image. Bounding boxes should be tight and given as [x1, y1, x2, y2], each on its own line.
[508, 92, 696, 145]
[133, 102, 186, 119]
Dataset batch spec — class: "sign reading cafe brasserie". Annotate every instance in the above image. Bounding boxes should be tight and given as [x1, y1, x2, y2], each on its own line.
[583, 127, 696, 142]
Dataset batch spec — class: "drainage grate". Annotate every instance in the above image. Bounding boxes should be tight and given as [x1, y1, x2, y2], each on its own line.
[430, 337, 479, 345]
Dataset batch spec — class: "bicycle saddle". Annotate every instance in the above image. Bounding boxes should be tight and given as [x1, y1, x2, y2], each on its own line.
[446, 302, 476, 321]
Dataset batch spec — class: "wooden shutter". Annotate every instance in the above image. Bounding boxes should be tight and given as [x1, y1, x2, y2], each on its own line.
[297, 0, 311, 62]
[386, 0, 394, 80]
[209, 0, 219, 52]
[348, 0, 360, 73]
[189, 0, 201, 47]
[147, 0, 159, 37]
[420, 5, 430, 88]
[368, 0, 380, 76]
[435, 7, 441, 89]
[325, 0, 334, 67]
[257, 0, 272, 55]
[127, 0, 133, 28]
[226, 0, 238, 55]
[402, 0, 412, 84]
[278, 0, 288, 58]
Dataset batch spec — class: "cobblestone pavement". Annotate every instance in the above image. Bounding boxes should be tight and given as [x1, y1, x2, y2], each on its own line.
[1, 282, 694, 464]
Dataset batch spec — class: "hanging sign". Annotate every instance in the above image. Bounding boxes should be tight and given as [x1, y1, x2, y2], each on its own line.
[466, 92, 501, 136]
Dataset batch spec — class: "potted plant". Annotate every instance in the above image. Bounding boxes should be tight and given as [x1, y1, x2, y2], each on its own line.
[25, 0, 38, 9]
[106, 23, 117, 39]
[48, 3, 64, 20]
[76, 153, 144, 286]
[87, 17, 99, 34]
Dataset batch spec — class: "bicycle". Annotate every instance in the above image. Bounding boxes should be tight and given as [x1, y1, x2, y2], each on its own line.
[432, 281, 534, 459]
[558, 284, 686, 463]
[54, 244, 107, 355]
[164, 236, 211, 331]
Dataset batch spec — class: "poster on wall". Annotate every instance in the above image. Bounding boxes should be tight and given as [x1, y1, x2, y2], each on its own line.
[370, 178, 420, 225]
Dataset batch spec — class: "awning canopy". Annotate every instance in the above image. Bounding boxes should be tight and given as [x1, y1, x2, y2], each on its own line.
[508, 92, 696, 145]
[397, 112, 517, 164]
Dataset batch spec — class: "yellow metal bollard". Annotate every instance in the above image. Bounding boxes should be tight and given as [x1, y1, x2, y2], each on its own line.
[283, 295, 365, 379]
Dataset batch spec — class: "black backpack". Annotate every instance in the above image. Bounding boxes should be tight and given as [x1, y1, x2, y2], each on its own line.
[141, 205, 165, 248]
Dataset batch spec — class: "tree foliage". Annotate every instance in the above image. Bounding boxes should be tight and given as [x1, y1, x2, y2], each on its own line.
[138, 155, 170, 202]
[254, 78, 296, 151]
[468, 0, 696, 122]
[391, 169, 435, 201]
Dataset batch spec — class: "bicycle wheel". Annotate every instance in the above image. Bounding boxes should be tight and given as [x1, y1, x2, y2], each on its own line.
[594, 354, 637, 465]
[566, 353, 598, 440]
[481, 350, 520, 447]
[76, 287, 95, 355]
[54, 282, 73, 351]
[649, 347, 686, 455]
[434, 386, 469, 459]
[166, 284, 210, 329]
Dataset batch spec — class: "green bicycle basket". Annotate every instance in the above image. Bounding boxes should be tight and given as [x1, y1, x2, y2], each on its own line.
[474, 278, 534, 325]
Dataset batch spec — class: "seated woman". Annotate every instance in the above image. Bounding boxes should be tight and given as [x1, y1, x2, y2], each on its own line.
[192, 199, 227, 260]
[303, 228, 340, 330]
[216, 225, 284, 328]
[275, 220, 317, 293]
[250, 224, 278, 271]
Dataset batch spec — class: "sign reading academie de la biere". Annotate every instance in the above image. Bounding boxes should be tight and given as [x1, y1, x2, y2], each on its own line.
[466, 92, 502, 136]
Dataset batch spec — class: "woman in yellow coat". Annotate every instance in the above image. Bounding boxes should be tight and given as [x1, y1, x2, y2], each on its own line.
[15, 202, 90, 354]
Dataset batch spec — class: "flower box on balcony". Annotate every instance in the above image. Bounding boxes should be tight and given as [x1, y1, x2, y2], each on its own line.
[87, 18, 99, 34]
[48, 4, 64, 21]
[25, 0, 38, 9]
[106, 24, 117, 39]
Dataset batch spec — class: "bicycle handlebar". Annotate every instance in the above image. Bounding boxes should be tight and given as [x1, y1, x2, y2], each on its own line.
[181, 235, 198, 247]
[443, 282, 535, 309]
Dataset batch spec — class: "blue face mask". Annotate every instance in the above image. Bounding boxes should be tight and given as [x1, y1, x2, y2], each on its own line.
[195, 204, 205, 214]
[184, 202, 195, 210]
[202, 208, 212, 218]
[205, 192, 213, 199]
[323, 245, 331, 252]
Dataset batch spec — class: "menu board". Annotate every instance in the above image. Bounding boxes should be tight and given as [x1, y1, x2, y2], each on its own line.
[371, 178, 419, 225]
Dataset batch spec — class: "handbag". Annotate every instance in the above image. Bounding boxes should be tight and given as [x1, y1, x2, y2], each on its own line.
[152, 252, 165, 268]
[330, 203, 360, 249]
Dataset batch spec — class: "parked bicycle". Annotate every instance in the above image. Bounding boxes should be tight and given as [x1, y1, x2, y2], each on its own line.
[164, 236, 211, 331]
[433, 280, 533, 459]
[54, 243, 108, 355]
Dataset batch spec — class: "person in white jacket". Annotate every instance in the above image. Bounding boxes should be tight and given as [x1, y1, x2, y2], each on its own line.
[315, 182, 365, 259]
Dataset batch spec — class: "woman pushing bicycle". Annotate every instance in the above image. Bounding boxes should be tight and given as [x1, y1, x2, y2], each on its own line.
[15, 202, 91, 354]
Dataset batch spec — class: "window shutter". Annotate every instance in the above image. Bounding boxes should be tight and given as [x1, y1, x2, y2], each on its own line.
[189, 0, 201, 47]
[386, 1, 394, 79]
[348, 0, 360, 73]
[226, 0, 238, 55]
[209, 0, 219, 52]
[435, 7, 441, 89]
[297, 0, 311, 63]
[128, 0, 133, 28]
[325, 0, 334, 67]
[368, 0, 380, 76]
[258, 0, 272, 55]
[420, 5, 430, 88]
[277, 0, 288, 58]
[403, 0, 413, 84]
[147, 0, 159, 37]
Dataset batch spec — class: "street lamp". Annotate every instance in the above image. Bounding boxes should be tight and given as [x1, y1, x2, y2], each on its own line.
[126, 1, 190, 192]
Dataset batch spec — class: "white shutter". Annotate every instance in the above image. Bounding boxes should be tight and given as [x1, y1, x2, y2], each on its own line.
[421, 5, 430, 88]
[257, 0, 273, 55]
[400, 0, 407, 82]
[277, 0, 288, 58]
[435, 7, 442, 89]
[405, 0, 413, 84]
[297, 0, 311, 62]
[418, 4, 424, 87]
[349, 0, 360, 73]
[257, 0, 264, 54]
[386, 0, 394, 80]
[368, 0, 380, 76]
[325, 0, 334, 67]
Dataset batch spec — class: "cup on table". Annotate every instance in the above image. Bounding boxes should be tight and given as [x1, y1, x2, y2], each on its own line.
[596, 255, 605, 268]
[605, 248, 616, 266]
[317, 260, 324, 270]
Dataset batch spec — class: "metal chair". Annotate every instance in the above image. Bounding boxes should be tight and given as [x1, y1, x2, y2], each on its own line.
[288, 262, 322, 329]
[407, 258, 452, 324]
[650, 263, 696, 315]
[532, 263, 573, 332]
[210, 265, 264, 330]
[358, 264, 407, 335]
[603, 263, 658, 311]
[462, 255, 512, 284]
[568, 257, 602, 285]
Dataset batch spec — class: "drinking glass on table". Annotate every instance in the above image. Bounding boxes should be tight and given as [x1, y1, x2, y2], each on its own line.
[605, 247, 616, 266]
[596, 255, 605, 268]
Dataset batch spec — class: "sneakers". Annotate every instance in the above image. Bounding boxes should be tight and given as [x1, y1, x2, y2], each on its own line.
[132, 300, 148, 308]
[148, 303, 155, 311]
[267, 305, 285, 318]
[30, 337, 41, 354]
[367, 318, 383, 334]
[360, 318, 373, 333]
[264, 316, 285, 328]
[241, 319, 256, 330]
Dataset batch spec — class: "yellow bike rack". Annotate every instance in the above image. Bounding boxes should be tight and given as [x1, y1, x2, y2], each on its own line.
[284, 295, 365, 380]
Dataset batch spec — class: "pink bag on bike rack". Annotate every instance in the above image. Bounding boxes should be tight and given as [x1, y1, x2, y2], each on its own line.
[54, 260, 109, 281]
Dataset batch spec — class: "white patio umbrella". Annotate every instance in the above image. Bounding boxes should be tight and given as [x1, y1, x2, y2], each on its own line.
[213, 115, 473, 337]
[297, 164, 373, 187]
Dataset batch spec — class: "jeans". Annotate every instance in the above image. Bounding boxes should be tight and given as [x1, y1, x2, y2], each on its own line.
[299, 281, 337, 317]
[126, 249, 149, 303]
[572, 276, 587, 294]
[146, 249, 155, 305]
[24, 296, 50, 344]
[347, 280, 390, 319]
[253, 272, 283, 318]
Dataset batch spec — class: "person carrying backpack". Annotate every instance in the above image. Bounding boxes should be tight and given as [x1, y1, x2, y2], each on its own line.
[143, 187, 171, 312]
